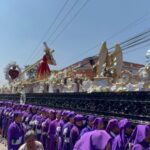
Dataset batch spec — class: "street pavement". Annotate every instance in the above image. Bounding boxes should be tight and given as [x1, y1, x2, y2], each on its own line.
[0, 137, 7, 150]
[0, 143, 7, 150]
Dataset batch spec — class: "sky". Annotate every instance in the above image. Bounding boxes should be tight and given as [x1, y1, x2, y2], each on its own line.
[0, 0, 150, 84]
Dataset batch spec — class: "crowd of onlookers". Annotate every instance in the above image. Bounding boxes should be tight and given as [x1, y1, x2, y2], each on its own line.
[0, 101, 150, 150]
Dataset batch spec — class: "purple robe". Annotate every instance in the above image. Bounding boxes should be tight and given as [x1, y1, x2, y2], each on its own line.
[2, 108, 11, 138]
[35, 115, 46, 141]
[41, 118, 49, 149]
[63, 122, 74, 150]
[55, 119, 64, 150]
[0, 107, 4, 129]
[47, 119, 58, 150]
[130, 125, 150, 150]
[7, 122, 24, 150]
[56, 118, 69, 150]
[41, 118, 54, 150]
[24, 113, 34, 130]
[93, 117, 105, 130]
[73, 130, 111, 150]
[112, 119, 132, 150]
[106, 119, 119, 139]
[80, 115, 95, 136]
[70, 114, 84, 149]
[80, 126, 92, 137]
[132, 144, 143, 150]
[70, 125, 83, 149]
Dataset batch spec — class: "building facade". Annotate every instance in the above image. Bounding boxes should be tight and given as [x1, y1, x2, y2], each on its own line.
[62, 56, 144, 79]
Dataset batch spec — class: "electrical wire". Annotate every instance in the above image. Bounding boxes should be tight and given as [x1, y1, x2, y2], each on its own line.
[25, 0, 70, 65]
[49, 0, 90, 46]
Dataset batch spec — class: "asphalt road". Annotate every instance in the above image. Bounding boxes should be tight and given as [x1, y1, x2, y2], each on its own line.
[0, 137, 7, 150]
[0, 143, 7, 150]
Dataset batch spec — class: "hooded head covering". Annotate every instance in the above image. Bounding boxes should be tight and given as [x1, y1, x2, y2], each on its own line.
[67, 111, 76, 118]
[73, 130, 111, 150]
[49, 109, 56, 114]
[62, 110, 70, 116]
[56, 110, 62, 116]
[87, 115, 95, 122]
[13, 111, 23, 120]
[41, 108, 47, 113]
[112, 118, 132, 150]
[93, 117, 105, 130]
[132, 125, 150, 145]
[119, 118, 131, 129]
[119, 119, 132, 145]
[106, 119, 119, 133]
[74, 114, 84, 122]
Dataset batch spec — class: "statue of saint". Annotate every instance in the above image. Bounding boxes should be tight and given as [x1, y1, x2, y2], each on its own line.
[37, 42, 56, 80]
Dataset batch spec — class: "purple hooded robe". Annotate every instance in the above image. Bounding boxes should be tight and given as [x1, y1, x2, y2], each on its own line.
[70, 114, 84, 149]
[131, 125, 150, 150]
[73, 130, 111, 150]
[106, 119, 119, 139]
[63, 122, 74, 149]
[80, 115, 95, 136]
[7, 121, 24, 150]
[93, 117, 105, 130]
[112, 118, 132, 150]
[41, 118, 50, 150]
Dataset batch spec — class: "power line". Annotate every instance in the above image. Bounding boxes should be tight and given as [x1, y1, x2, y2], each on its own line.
[30, 0, 81, 62]
[47, 0, 91, 67]
[122, 38, 150, 51]
[68, 30, 150, 68]
[25, 0, 70, 65]
[46, 0, 79, 43]
[120, 29, 150, 47]
[25, 2, 150, 68]
[35, 0, 90, 60]
[106, 11, 150, 41]
[49, 0, 91, 46]
[64, 12, 150, 64]
[108, 29, 150, 51]
[123, 43, 150, 55]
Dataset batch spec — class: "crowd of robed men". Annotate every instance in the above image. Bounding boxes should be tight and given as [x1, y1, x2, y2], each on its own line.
[0, 101, 150, 150]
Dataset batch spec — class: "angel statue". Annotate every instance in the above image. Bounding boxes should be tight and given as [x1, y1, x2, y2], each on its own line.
[96, 41, 123, 81]
[37, 42, 57, 80]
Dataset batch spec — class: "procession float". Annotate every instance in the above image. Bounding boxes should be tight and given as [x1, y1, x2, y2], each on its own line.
[2, 41, 150, 94]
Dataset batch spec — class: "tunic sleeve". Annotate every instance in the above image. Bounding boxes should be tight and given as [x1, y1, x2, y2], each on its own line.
[70, 127, 79, 147]
[7, 126, 15, 148]
[131, 144, 143, 150]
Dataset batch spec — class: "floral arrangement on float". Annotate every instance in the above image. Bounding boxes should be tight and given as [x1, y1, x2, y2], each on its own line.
[24, 65, 38, 81]
[4, 62, 21, 83]
[86, 84, 113, 93]
[87, 85, 102, 93]
[48, 73, 61, 85]
[101, 86, 111, 92]
[115, 86, 127, 92]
